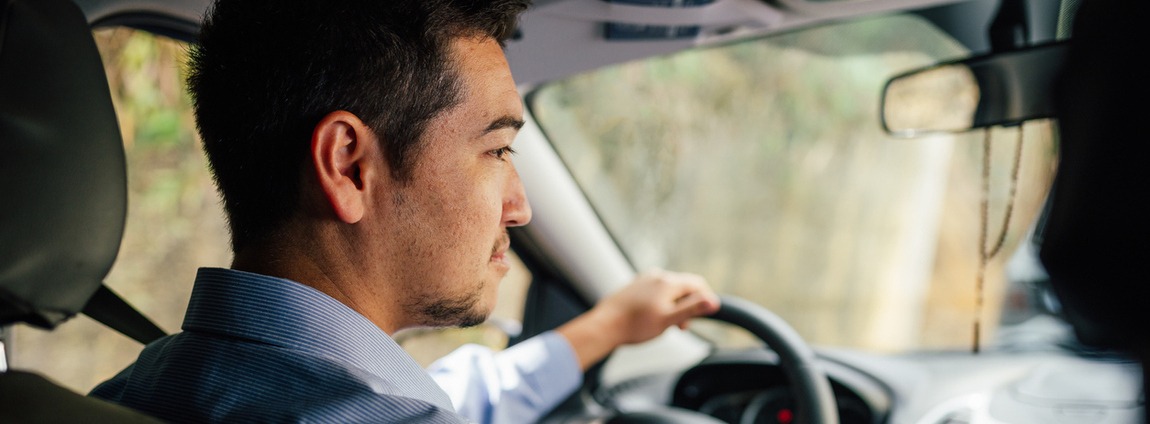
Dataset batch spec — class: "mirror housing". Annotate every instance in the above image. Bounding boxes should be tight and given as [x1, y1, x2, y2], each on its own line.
[882, 42, 1068, 138]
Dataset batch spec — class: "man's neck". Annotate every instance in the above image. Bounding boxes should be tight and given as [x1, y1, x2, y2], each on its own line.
[231, 234, 406, 335]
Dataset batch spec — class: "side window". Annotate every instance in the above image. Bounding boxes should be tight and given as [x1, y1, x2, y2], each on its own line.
[9, 27, 228, 393]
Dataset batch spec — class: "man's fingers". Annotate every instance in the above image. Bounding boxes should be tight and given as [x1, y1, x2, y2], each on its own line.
[666, 272, 719, 313]
[606, 269, 720, 345]
[644, 269, 720, 324]
[643, 269, 711, 301]
[667, 291, 721, 327]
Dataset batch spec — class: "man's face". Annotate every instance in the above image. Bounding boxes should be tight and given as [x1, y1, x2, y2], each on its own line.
[381, 36, 531, 328]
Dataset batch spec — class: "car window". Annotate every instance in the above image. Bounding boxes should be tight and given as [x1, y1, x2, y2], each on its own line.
[8, 26, 532, 392]
[530, 14, 1060, 353]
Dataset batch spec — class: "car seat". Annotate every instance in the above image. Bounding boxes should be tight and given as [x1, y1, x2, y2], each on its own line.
[1039, 0, 1149, 421]
[1039, 0, 1150, 354]
[0, 0, 167, 421]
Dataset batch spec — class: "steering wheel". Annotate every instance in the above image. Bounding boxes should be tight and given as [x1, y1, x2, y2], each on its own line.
[605, 295, 839, 424]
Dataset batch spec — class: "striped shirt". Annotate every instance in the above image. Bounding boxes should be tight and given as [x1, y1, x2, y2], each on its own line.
[90, 268, 581, 424]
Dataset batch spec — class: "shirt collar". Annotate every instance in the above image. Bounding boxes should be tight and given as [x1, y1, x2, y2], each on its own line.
[182, 267, 454, 410]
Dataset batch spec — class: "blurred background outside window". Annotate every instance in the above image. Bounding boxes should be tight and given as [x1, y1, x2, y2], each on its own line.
[531, 14, 1059, 353]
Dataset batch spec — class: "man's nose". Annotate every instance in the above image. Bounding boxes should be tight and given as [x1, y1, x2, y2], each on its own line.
[502, 165, 531, 227]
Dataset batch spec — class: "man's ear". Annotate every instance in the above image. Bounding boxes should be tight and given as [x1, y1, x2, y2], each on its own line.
[311, 111, 382, 224]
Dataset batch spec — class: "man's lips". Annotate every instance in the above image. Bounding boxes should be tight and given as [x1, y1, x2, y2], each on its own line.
[491, 232, 510, 262]
[491, 246, 509, 261]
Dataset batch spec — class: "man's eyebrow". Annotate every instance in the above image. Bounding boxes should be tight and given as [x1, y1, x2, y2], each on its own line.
[484, 116, 526, 134]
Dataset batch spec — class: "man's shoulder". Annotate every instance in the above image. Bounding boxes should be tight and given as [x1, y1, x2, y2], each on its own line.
[90, 331, 469, 424]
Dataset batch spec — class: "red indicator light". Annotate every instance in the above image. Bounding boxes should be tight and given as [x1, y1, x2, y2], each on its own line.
[777, 409, 793, 423]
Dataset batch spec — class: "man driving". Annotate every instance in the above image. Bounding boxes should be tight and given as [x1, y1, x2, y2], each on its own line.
[88, 0, 721, 422]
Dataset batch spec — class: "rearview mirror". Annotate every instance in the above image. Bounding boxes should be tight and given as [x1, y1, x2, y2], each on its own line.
[881, 42, 1068, 138]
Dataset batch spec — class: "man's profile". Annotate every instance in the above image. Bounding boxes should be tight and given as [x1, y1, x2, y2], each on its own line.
[90, 0, 720, 422]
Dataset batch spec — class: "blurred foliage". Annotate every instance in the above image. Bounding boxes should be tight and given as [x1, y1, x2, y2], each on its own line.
[533, 15, 1059, 352]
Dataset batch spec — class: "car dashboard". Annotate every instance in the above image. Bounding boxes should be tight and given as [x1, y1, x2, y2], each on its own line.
[546, 345, 1144, 424]
[669, 350, 885, 424]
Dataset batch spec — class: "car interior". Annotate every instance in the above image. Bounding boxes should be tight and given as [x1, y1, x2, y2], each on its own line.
[2, 0, 1147, 423]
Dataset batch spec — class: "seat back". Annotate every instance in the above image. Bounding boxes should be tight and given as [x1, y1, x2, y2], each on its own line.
[0, 0, 166, 421]
[0, 0, 126, 329]
[1039, 0, 1150, 350]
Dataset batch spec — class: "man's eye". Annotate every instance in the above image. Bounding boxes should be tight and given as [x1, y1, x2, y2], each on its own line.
[491, 146, 517, 160]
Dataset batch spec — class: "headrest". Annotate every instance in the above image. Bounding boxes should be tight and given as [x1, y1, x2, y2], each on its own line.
[0, 0, 128, 328]
[1040, 0, 1150, 349]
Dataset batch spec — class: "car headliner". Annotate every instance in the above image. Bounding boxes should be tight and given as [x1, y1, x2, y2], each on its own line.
[70, 0, 1007, 87]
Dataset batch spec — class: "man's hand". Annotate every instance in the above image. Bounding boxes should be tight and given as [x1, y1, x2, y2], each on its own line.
[556, 270, 721, 370]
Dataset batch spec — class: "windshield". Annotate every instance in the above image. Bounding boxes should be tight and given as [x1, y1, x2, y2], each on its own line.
[529, 14, 1059, 353]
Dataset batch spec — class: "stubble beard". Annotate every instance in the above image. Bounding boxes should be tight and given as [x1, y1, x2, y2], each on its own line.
[406, 231, 507, 328]
[408, 282, 489, 328]
[392, 188, 496, 329]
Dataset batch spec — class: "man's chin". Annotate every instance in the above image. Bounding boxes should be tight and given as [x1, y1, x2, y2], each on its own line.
[410, 282, 492, 328]
[454, 311, 490, 329]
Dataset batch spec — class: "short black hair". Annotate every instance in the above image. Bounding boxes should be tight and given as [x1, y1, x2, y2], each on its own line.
[188, 0, 529, 252]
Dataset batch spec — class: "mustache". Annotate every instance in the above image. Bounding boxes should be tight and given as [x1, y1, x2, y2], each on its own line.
[491, 230, 510, 256]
